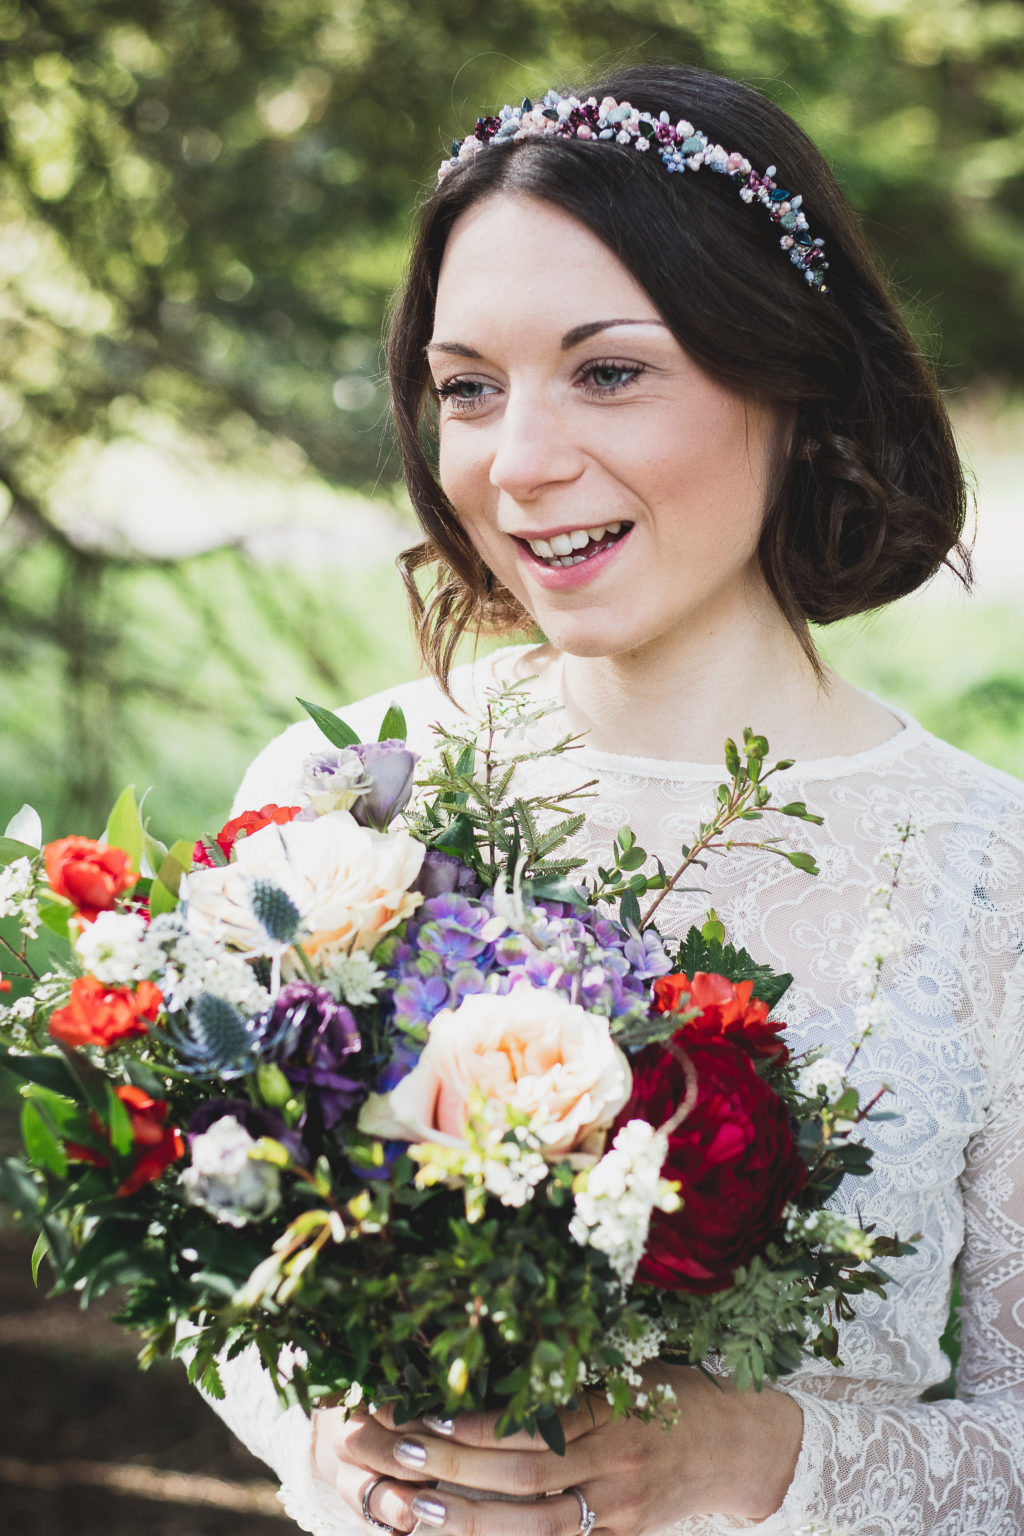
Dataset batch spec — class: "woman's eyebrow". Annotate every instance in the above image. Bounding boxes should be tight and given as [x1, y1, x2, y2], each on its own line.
[425, 340, 482, 358]
[426, 319, 667, 358]
[560, 319, 666, 349]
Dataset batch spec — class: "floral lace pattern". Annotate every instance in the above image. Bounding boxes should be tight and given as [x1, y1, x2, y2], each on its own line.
[205, 648, 1024, 1535]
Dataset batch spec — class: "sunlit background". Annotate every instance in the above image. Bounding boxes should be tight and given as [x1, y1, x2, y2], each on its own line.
[0, 1, 1021, 1530]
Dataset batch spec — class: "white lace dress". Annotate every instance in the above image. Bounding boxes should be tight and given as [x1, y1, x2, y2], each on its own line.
[204, 646, 1024, 1536]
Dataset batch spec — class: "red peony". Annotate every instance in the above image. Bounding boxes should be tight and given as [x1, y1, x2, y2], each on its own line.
[192, 803, 303, 868]
[44, 837, 137, 923]
[67, 1084, 184, 1197]
[652, 971, 789, 1063]
[615, 1037, 807, 1293]
[49, 976, 163, 1050]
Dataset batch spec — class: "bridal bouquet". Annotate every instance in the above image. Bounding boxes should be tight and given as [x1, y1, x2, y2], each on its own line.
[0, 682, 911, 1446]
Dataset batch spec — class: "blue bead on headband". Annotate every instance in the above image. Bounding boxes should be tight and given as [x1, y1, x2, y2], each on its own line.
[438, 90, 830, 292]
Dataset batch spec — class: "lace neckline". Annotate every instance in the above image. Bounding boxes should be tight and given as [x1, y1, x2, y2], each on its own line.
[482, 643, 925, 783]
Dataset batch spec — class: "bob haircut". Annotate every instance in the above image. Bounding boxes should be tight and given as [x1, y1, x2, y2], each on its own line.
[389, 64, 971, 690]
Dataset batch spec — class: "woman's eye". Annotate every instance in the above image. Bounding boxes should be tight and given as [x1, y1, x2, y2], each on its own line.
[582, 361, 644, 393]
[434, 378, 495, 409]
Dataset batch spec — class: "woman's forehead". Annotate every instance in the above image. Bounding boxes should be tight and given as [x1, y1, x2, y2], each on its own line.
[432, 194, 663, 340]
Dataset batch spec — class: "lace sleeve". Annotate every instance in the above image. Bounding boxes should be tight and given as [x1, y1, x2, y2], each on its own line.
[201, 1344, 361, 1536]
[754, 953, 1024, 1536]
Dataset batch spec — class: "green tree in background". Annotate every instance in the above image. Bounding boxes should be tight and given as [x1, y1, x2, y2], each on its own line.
[1, 0, 1022, 835]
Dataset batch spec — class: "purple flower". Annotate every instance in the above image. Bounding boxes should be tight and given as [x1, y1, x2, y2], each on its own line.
[261, 982, 363, 1129]
[392, 974, 451, 1032]
[350, 740, 419, 830]
[412, 848, 481, 899]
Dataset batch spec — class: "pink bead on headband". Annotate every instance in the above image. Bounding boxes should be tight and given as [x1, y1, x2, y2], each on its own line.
[438, 91, 830, 292]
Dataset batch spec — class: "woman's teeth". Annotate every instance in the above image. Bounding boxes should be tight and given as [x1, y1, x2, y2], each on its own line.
[526, 522, 625, 566]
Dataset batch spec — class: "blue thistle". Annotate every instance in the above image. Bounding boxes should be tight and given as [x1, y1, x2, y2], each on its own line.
[167, 993, 257, 1078]
[249, 879, 300, 946]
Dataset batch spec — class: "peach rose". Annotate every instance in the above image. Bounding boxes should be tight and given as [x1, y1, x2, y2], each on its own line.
[183, 809, 424, 957]
[359, 987, 633, 1160]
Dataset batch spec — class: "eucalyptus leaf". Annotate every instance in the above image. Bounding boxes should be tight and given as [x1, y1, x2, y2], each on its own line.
[297, 697, 359, 748]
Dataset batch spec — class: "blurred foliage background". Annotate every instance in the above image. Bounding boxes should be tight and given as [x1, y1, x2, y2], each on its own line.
[1, 0, 1023, 849]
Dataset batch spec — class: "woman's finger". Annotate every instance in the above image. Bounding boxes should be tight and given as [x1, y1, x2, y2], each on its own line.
[377, 1427, 601, 1498]
[331, 1465, 423, 1535]
[408, 1486, 599, 1536]
[373, 1393, 614, 1451]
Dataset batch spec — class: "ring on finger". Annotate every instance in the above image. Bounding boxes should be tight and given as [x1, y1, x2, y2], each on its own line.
[567, 1485, 597, 1536]
[361, 1473, 399, 1535]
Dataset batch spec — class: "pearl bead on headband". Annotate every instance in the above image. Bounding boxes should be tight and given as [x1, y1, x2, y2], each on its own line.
[438, 90, 830, 293]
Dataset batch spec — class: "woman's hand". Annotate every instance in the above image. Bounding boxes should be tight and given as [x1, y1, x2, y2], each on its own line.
[311, 1364, 804, 1535]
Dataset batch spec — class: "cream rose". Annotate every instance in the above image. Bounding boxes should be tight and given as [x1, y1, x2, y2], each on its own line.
[184, 809, 424, 957]
[359, 987, 632, 1159]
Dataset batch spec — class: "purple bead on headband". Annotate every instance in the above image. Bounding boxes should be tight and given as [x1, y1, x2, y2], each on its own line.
[438, 90, 830, 292]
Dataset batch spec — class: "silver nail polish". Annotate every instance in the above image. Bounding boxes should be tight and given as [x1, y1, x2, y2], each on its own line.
[423, 1414, 455, 1436]
[395, 1437, 428, 1469]
[411, 1495, 447, 1528]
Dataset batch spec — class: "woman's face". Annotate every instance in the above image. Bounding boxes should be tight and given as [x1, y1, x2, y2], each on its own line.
[428, 194, 783, 661]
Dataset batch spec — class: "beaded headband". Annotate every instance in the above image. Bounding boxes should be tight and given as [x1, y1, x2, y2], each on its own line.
[438, 90, 829, 292]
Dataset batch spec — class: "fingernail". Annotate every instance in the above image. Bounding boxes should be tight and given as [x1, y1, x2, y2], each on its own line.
[423, 1414, 454, 1436]
[411, 1495, 447, 1527]
[395, 1438, 428, 1469]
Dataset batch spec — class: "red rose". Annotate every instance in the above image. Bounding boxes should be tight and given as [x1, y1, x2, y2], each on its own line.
[652, 971, 788, 1063]
[44, 837, 137, 923]
[67, 1084, 184, 1197]
[49, 976, 163, 1049]
[616, 1038, 807, 1293]
[192, 803, 303, 868]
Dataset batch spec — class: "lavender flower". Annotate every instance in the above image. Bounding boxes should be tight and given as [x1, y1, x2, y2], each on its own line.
[412, 848, 481, 899]
[349, 741, 419, 830]
[299, 747, 371, 815]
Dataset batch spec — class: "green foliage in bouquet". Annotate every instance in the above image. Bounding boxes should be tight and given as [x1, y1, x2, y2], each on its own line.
[0, 690, 917, 1444]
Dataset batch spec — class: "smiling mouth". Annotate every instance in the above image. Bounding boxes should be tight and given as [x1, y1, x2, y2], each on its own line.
[517, 521, 633, 568]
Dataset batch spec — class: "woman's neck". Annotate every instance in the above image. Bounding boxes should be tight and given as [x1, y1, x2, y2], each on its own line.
[522, 601, 902, 766]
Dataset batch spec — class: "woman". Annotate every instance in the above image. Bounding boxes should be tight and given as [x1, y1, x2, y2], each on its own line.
[208, 66, 1024, 1536]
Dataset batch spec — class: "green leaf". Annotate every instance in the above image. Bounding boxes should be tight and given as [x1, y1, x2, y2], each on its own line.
[105, 1082, 135, 1159]
[150, 838, 193, 917]
[21, 1099, 68, 1177]
[31, 1228, 51, 1285]
[535, 1414, 566, 1456]
[786, 850, 820, 875]
[297, 697, 359, 749]
[0, 836, 36, 867]
[37, 899, 72, 941]
[617, 847, 646, 872]
[200, 1360, 226, 1400]
[433, 814, 477, 863]
[522, 874, 588, 910]
[673, 926, 793, 1009]
[701, 910, 726, 945]
[615, 826, 635, 852]
[619, 889, 641, 929]
[378, 702, 407, 742]
[0, 1156, 45, 1220]
[104, 785, 143, 872]
[0, 1047, 80, 1098]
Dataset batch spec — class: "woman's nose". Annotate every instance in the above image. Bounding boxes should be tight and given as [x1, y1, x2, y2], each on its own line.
[487, 392, 585, 500]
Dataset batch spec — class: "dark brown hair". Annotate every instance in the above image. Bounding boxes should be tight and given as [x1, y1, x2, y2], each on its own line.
[388, 64, 971, 688]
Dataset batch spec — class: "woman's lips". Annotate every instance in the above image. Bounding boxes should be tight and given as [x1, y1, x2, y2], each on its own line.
[513, 525, 634, 589]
